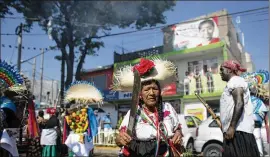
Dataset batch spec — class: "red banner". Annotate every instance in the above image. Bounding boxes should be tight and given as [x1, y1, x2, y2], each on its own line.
[161, 83, 177, 96]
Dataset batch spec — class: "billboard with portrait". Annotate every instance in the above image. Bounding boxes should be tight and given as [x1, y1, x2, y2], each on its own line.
[172, 16, 220, 51]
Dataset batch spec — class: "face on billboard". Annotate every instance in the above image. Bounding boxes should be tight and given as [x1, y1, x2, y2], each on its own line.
[198, 20, 215, 42]
[171, 16, 220, 51]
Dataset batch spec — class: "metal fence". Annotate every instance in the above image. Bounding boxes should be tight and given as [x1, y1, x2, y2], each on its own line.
[93, 129, 119, 146]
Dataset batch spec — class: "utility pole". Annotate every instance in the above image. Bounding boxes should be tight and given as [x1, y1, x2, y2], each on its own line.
[0, 18, 2, 60]
[17, 23, 23, 72]
[31, 58, 36, 93]
[51, 79, 54, 106]
[39, 49, 44, 103]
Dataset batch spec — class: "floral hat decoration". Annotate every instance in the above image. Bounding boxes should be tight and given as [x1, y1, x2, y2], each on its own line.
[65, 81, 103, 106]
[112, 58, 177, 91]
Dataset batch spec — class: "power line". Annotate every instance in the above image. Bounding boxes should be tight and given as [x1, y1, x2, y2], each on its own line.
[13, 48, 56, 66]
[1, 18, 267, 38]
[91, 6, 268, 39]
[0, 6, 268, 38]
[35, 72, 59, 81]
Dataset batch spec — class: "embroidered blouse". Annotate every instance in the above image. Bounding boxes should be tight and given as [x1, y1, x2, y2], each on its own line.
[119, 102, 180, 141]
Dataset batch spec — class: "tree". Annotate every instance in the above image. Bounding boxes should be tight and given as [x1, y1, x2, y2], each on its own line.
[0, 0, 16, 18]
[12, 1, 175, 99]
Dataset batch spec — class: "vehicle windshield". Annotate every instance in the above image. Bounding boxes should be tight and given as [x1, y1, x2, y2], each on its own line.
[193, 116, 202, 125]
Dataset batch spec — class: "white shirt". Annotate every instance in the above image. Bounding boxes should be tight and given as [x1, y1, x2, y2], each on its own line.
[119, 102, 180, 140]
[65, 132, 94, 157]
[220, 76, 254, 133]
[0, 129, 19, 157]
[40, 128, 58, 145]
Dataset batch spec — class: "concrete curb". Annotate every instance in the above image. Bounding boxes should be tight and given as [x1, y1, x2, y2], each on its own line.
[94, 146, 120, 155]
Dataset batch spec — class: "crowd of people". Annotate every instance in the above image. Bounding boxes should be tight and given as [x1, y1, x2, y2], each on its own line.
[0, 57, 269, 157]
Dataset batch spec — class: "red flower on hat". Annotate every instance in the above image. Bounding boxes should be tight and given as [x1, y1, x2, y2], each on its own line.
[133, 58, 155, 76]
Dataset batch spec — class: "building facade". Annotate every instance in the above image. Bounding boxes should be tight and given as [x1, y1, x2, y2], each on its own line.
[112, 10, 255, 121]
[81, 65, 119, 128]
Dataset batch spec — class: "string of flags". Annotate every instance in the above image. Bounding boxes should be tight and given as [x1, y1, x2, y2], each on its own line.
[1, 44, 52, 51]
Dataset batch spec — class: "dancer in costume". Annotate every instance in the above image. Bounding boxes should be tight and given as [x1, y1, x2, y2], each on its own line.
[0, 60, 40, 157]
[113, 58, 183, 157]
[219, 60, 260, 157]
[62, 81, 102, 157]
[241, 70, 269, 156]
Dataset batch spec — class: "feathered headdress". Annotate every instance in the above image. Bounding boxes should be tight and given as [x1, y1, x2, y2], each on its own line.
[0, 60, 26, 113]
[112, 58, 177, 92]
[0, 60, 24, 91]
[65, 81, 103, 105]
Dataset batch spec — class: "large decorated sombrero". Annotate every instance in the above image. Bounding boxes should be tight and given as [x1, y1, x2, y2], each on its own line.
[65, 81, 103, 105]
[64, 81, 102, 136]
[112, 58, 177, 92]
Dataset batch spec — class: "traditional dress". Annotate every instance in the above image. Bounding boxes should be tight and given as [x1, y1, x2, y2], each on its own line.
[113, 58, 183, 157]
[119, 102, 181, 157]
[220, 60, 260, 157]
[41, 108, 61, 157]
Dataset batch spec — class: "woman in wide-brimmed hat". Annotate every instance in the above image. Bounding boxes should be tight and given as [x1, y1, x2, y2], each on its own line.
[113, 58, 184, 157]
[62, 81, 103, 157]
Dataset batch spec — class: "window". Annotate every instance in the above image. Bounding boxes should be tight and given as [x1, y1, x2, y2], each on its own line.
[87, 74, 107, 90]
[188, 61, 203, 75]
[203, 58, 218, 74]
[185, 116, 196, 128]
[193, 116, 202, 125]
[209, 120, 219, 127]
[188, 57, 218, 76]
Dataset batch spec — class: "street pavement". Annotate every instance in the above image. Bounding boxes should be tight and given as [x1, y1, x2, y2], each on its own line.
[93, 153, 118, 157]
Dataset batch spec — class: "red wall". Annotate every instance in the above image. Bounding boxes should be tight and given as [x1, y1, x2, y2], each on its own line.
[81, 67, 113, 90]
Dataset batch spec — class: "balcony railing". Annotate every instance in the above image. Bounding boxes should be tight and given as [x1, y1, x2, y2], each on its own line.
[177, 74, 226, 96]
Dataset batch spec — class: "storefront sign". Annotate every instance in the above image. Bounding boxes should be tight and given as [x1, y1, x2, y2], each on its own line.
[184, 103, 207, 121]
[103, 90, 119, 101]
[119, 92, 132, 100]
[161, 83, 177, 96]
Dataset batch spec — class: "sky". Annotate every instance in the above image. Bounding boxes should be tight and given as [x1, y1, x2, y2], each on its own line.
[1, 1, 269, 83]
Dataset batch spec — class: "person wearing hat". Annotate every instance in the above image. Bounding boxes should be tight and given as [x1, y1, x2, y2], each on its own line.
[0, 60, 39, 157]
[63, 81, 103, 157]
[219, 60, 260, 157]
[114, 58, 183, 157]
